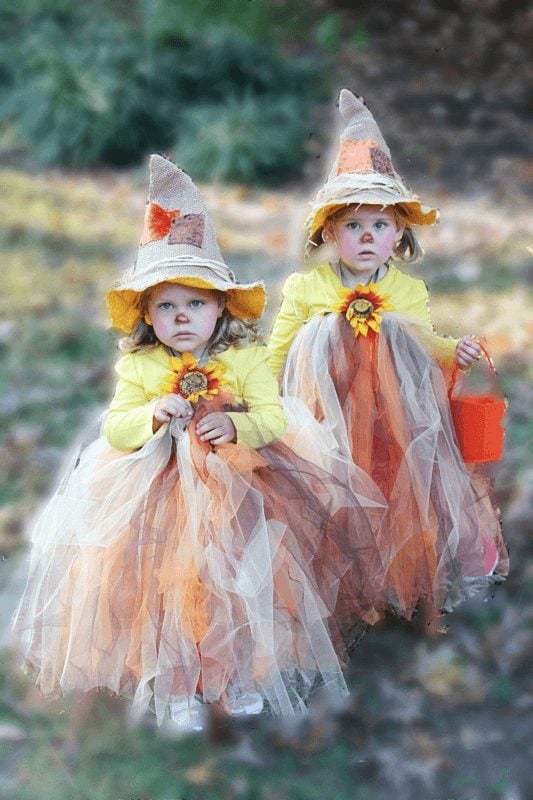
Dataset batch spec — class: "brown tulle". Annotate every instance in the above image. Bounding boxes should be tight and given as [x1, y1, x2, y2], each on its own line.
[11, 389, 393, 720]
[282, 313, 508, 621]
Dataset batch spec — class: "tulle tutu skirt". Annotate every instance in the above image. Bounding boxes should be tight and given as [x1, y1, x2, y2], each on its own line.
[11, 390, 388, 721]
[282, 312, 508, 620]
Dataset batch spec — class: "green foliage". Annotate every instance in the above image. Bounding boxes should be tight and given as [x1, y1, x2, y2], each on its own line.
[488, 676, 516, 704]
[172, 26, 316, 103]
[169, 28, 319, 183]
[0, 1, 322, 182]
[350, 24, 369, 50]
[0, 8, 176, 166]
[0, 311, 111, 507]
[144, 0, 275, 42]
[460, 604, 503, 634]
[175, 91, 311, 185]
[315, 14, 343, 54]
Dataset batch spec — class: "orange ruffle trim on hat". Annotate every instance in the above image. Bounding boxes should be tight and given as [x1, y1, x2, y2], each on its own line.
[308, 200, 438, 248]
[106, 277, 265, 334]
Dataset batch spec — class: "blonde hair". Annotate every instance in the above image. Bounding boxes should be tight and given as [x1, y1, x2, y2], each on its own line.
[323, 203, 424, 264]
[120, 286, 262, 356]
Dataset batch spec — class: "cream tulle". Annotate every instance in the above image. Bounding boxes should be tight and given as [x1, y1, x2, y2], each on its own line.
[282, 312, 508, 619]
[11, 391, 391, 721]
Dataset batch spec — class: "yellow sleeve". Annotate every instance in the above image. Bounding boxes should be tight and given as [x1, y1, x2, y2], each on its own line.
[103, 354, 158, 452]
[268, 272, 309, 378]
[408, 280, 458, 367]
[225, 348, 287, 448]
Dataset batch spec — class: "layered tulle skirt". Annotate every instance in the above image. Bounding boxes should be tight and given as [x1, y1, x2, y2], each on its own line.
[11, 391, 388, 721]
[282, 312, 508, 620]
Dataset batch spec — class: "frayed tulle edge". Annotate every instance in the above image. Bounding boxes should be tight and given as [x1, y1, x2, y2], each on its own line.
[442, 572, 506, 613]
[12, 653, 349, 722]
[366, 572, 507, 622]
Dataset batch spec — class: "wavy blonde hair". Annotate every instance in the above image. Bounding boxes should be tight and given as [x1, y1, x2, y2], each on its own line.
[323, 203, 424, 264]
[120, 286, 262, 356]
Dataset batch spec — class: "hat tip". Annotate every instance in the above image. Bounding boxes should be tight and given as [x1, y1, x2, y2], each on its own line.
[338, 88, 354, 103]
[338, 88, 366, 121]
[150, 153, 169, 166]
[150, 153, 186, 174]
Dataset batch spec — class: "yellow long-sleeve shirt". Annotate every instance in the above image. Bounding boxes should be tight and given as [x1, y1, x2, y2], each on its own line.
[268, 262, 458, 377]
[104, 345, 287, 452]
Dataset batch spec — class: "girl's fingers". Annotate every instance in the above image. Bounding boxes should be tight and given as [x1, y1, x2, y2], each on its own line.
[196, 414, 221, 434]
[461, 338, 481, 353]
[156, 400, 193, 421]
[209, 434, 231, 445]
[171, 401, 193, 415]
[199, 428, 223, 441]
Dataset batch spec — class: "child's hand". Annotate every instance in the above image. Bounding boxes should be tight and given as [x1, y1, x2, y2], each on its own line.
[153, 394, 194, 433]
[196, 412, 237, 446]
[455, 336, 481, 369]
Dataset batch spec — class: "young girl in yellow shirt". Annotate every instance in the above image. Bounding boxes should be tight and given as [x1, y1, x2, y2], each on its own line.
[12, 156, 386, 731]
[269, 90, 508, 625]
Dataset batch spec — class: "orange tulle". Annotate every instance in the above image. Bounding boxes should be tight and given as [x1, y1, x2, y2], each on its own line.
[282, 312, 508, 621]
[11, 389, 392, 720]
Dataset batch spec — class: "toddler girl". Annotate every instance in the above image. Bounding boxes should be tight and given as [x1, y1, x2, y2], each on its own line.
[12, 156, 384, 730]
[269, 90, 508, 624]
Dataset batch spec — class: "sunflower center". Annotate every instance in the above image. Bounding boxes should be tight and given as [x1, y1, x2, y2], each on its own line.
[179, 370, 208, 396]
[349, 298, 374, 319]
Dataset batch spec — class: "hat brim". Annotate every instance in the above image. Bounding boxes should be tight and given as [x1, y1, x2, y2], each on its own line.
[107, 275, 266, 334]
[308, 198, 438, 247]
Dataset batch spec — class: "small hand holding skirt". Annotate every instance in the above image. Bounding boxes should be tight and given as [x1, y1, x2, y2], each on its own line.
[11, 389, 388, 721]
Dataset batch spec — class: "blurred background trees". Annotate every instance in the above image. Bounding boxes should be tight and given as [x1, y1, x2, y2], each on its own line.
[0, 0, 324, 181]
[1, 0, 530, 190]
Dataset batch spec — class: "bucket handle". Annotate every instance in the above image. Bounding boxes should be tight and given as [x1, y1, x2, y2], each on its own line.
[449, 340, 498, 398]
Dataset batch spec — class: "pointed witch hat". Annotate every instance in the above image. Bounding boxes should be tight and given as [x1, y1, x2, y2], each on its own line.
[107, 155, 266, 333]
[306, 90, 438, 247]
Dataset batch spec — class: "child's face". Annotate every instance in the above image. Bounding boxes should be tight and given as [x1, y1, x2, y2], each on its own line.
[324, 205, 404, 274]
[146, 282, 225, 358]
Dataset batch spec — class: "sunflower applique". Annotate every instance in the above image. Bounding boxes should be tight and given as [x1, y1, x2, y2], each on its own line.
[160, 352, 227, 403]
[336, 283, 395, 336]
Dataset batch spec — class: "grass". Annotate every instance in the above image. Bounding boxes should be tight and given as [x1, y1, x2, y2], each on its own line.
[0, 689, 375, 800]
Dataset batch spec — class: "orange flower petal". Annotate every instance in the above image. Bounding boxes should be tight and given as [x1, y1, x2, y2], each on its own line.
[168, 356, 183, 371]
[182, 352, 197, 369]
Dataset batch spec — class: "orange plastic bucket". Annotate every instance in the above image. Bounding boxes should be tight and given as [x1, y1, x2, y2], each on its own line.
[449, 345, 506, 463]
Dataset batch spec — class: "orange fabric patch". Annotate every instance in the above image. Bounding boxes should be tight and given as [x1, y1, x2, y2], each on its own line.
[337, 139, 379, 174]
[139, 202, 181, 246]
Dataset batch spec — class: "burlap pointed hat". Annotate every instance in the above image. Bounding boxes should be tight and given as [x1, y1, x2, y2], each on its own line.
[107, 155, 266, 333]
[306, 89, 438, 247]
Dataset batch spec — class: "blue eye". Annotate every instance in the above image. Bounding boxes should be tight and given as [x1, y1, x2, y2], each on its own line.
[375, 221, 388, 230]
[346, 222, 360, 230]
[158, 302, 174, 310]
[190, 299, 204, 309]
